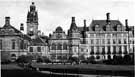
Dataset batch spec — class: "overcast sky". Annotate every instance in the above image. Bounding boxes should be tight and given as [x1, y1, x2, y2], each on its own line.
[0, 0, 134, 35]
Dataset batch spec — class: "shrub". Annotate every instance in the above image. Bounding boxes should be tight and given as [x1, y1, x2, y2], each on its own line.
[68, 56, 79, 64]
[37, 56, 51, 63]
[16, 55, 33, 63]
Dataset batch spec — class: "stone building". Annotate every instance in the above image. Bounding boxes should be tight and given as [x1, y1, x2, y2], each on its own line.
[48, 26, 69, 61]
[86, 13, 130, 60]
[26, 2, 49, 57]
[1, 2, 134, 62]
[27, 2, 38, 37]
[0, 17, 31, 60]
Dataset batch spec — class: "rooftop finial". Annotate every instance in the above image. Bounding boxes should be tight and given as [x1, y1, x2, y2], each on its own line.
[72, 17, 75, 23]
[125, 19, 129, 31]
[32, 2, 34, 5]
[106, 12, 110, 24]
[84, 19, 86, 26]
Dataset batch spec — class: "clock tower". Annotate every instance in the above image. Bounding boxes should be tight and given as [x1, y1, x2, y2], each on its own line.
[27, 2, 38, 37]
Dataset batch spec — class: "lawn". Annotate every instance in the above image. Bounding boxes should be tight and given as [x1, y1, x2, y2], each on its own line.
[32, 63, 134, 71]
[1, 64, 23, 70]
[1, 64, 76, 77]
[31, 63, 134, 76]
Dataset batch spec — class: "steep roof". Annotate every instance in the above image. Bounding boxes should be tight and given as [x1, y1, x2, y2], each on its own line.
[2, 24, 21, 33]
[89, 20, 125, 31]
[0, 24, 31, 41]
[78, 27, 89, 32]
[31, 36, 47, 46]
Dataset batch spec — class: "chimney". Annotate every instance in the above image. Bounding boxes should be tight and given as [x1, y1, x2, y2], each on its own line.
[84, 19, 86, 27]
[5, 17, 10, 25]
[83, 19, 87, 31]
[20, 23, 24, 31]
[125, 19, 128, 31]
[106, 13, 110, 23]
[72, 17, 75, 23]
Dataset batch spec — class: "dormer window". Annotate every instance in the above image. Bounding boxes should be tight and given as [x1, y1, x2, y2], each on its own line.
[95, 24, 99, 31]
[106, 24, 110, 31]
[117, 25, 121, 31]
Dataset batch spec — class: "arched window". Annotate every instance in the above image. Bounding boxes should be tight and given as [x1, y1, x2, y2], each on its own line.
[63, 43, 67, 50]
[57, 43, 62, 50]
[52, 43, 56, 50]
[11, 54, 16, 57]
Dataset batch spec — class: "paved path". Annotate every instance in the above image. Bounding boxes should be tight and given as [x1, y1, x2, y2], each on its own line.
[1, 64, 23, 70]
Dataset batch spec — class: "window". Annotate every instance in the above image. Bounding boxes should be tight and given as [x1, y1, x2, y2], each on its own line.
[119, 46, 122, 54]
[96, 46, 100, 54]
[124, 39, 127, 44]
[113, 39, 116, 44]
[118, 39, 121, 44]
[96, 39, 99, 44]
[107, 39, 110, 44]
[63, 43, 67, 50]
[20, 40, 24, 49]
[113, 46, 116, 54]
[37, 47, 41, 52]
[107, 46, 111, 54]
[29, 47, 33, 52]
[52, 43, 56, 50]
[124, 46, 127, 51]
[12, 40, 15, 49]
[102, 39, 105, 44]
[24, 43, 27, 49]
[102, 46, 105, 54]
[107, 34, 111, 37]
[123, 46, 127, 54]
[90, 46, 94, 55]
[11, 54, 16, 57]
[90, 34, 94, 37]
[91, 46, 94, 52]
[0, 40, 2, 49]
[57, 43, 62, 50]
[91, 39, 94, 44]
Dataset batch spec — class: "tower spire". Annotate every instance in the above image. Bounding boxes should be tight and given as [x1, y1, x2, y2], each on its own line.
[70, 17, 77, 30]
[27, 2, 38, 37]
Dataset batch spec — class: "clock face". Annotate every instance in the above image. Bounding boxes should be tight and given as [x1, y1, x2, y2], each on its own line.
[30, 28, 33, 31]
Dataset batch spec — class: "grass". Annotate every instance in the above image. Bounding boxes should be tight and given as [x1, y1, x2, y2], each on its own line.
[1, 64, 76, 77]
[32, 63, 134, 71]
[31, 63, 134, 76]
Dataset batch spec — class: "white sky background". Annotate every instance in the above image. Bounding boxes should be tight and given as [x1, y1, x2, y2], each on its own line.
[0, 0, 134, 35]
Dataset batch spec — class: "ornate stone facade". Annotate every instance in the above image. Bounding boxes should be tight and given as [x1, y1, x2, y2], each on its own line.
[0, 17, 31, 60]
